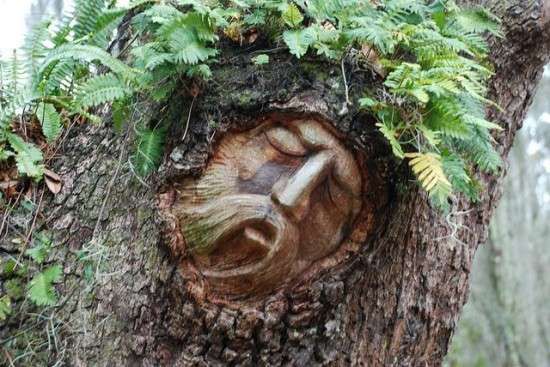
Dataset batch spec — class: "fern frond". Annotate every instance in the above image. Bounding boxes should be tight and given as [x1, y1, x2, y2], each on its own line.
[405, 152, 452, 195]
[74, 73, 132, 108]
[22, 19, 51, 79]
[38, 44, 136, 81]
[157, 12, 219, 65]
[132, 128, 164, 176]
[346, 11, 397, 55]
[74, 0, 107, 40]
[27, 265, 62, 306]
[454, 7, 502, 36]
[283, 27, 317, 58]
[441, 152, 478, 201]
[36, 103, 63, 142]
[449, 127, 502, 173]
[88, 8, 127, 48]
[1, 51, 26, 100]
[43, 60, 76, 94]
[376, 121, 405, 159]
[142, 4, 182, 24]
[6, 133, 44, 179]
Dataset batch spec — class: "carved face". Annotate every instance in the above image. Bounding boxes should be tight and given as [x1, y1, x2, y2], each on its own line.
[174, 118, 362, 297]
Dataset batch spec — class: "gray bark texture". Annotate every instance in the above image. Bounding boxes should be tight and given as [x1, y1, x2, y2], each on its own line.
[2, 1, 550, 366]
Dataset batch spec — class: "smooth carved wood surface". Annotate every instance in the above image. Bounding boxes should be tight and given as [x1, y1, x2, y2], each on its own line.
[171, 117, 365, 298]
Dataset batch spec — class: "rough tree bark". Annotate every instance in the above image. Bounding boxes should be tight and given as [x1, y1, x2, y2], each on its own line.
[2, 1, 550, 366]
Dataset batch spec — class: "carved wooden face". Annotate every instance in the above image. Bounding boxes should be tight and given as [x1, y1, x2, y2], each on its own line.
[174, 118, 362, 298]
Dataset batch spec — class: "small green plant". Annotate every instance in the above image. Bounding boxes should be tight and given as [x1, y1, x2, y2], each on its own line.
[27, 264, 63, 307]
[252, 54, 270, 65]
[0, 295, 12, 321]
[0, 0, 502, 210]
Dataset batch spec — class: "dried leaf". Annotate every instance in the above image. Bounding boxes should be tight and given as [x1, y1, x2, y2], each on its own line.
[44, 169, 62, 194]
[361, 44, 386, 77]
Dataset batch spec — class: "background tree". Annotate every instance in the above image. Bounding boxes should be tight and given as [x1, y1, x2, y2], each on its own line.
[1, 0, 550, 366]
[447, 68, 550, 367]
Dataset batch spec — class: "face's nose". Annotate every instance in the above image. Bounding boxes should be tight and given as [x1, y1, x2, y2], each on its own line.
[271, 150, 334, 221]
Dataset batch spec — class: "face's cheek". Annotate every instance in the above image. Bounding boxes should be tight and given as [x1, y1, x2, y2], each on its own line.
[296, 176, 354, 260]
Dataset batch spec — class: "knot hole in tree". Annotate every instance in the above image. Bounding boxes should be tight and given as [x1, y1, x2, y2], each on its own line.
[165, 114, 382, 301]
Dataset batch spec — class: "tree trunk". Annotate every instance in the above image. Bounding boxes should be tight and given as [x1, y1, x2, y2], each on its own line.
[2, 1, 550, 366]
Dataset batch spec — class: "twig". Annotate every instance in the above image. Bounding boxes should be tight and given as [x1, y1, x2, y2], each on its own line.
[128, 161, 151, 188]
[0, 191, 22, 240]
[2, 347, 14, 367]
[341, 56, 351, 106]
[182, 94, 196, 143]
[46, 118, 77, 165]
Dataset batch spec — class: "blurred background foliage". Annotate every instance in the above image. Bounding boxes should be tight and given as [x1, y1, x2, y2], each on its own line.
[446, 68, 550, 366]
[1, 1, 549, 366]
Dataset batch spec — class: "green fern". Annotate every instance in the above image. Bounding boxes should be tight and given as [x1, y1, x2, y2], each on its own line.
[74, 0, 108, 40]
[74, 73, 132, 108]
[132, 128, 165, 176]
[6, 133, 44, 179]
[376, 121, 405, 159]
[27, 264, 63, 307]
[283, 27, 317, 58]
[22, 19, 51, 79]
[0, 0, 502, 211]
[0, 295, 11, 321]
[441, 152, 478, 201]
[88, 8, 127, 48]
[38, 44, 136, 81]
[36, 103, 62, 142]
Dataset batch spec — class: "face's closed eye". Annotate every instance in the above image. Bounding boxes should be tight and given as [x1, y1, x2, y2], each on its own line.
[265, 126, 307, 157]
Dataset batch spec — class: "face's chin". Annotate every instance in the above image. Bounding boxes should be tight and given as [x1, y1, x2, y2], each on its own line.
[182, 194, 300, 297]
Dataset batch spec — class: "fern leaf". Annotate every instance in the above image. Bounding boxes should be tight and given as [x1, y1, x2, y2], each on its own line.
[88, 8, 127, 48]
[376, 122, 404, 159]
[27, 264, 62, 307]
[454, 8, 502, 36]
[142, 4, 182, 24]
[0, 295, 11, 321]
[43, 60, 76, 94]
[161, 16, 218, 64]
[441, 152, 478, 201]
[74, 73, 132, 108]
[74, 0, 107, 39]
[172, 42, 218, 65]
[22, 19, 51, 79]
[283, 27, 317, 58]
[36, 103, 62, 142]
[6, 133, 44, 179]
[282, 3, 304, 28]
[449, 128, 502, 173]
[38, 44, 136, 81]
[462, 114, 503, 130]
[132, 128, 164, 176]
[405, 152, 452, 194]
